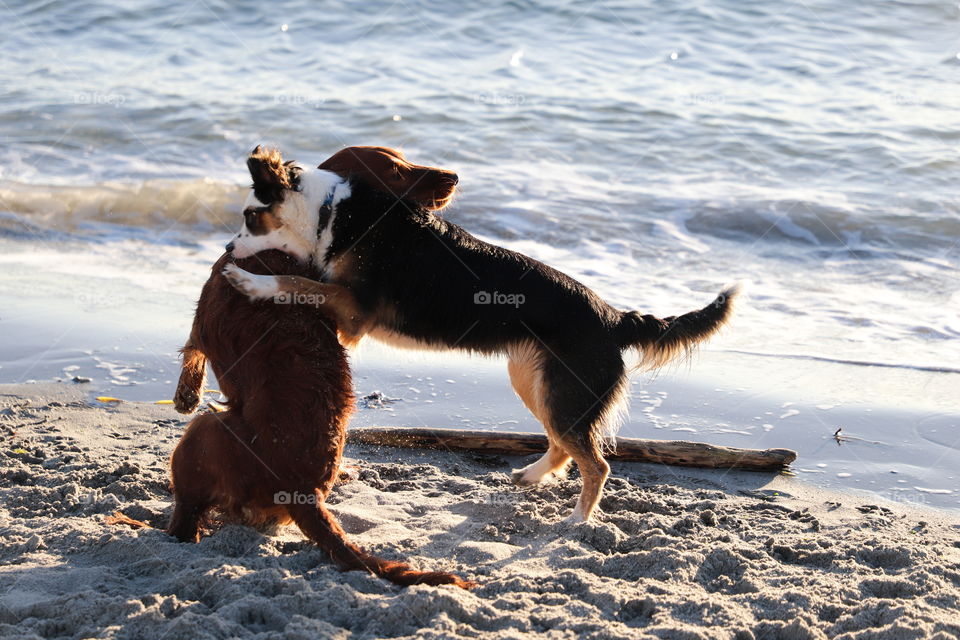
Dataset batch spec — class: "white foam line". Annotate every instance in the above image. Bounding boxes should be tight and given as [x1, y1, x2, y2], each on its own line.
[716, 349, 960, 375]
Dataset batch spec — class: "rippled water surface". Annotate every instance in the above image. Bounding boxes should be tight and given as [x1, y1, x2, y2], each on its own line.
[1, 0, 958, 379]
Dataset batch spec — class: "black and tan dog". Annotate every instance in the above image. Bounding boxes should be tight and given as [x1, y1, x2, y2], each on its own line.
[223, 146, 739, 523]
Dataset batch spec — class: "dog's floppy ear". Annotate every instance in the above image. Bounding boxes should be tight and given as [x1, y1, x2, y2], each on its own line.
[247, 145, 291, 204]
[317, 146, 457, 210]
[418, 167, 459, 211]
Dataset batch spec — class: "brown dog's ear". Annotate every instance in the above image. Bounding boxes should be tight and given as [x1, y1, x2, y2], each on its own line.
[247, 146, 291, 204]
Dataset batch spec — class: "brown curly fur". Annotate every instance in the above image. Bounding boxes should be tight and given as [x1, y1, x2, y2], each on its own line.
[131, 249, 473, 589]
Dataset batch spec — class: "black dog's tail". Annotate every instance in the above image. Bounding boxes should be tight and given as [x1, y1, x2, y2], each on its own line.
[614, 284, 741, 369]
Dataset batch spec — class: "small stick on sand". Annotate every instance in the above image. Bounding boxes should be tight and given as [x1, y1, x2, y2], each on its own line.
[347, 427, 797, 471]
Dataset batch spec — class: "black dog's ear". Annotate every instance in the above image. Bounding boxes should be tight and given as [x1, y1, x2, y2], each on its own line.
[420, 167, 459, 211]
[247, 146, 290, 204]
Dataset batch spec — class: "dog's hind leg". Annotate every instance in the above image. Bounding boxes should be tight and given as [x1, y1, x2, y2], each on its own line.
[336, 465, 361, 484]
[507, 342, 572, 485]
[556, 433, 611, 523]
[167, 412, 228, 541]
[167, 499, 209, 543]
[512, 443, 572, 486]
[537, 344, 627, 522]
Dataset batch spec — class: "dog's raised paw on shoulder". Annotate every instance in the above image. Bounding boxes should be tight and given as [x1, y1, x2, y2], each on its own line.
[221, 264, 275, 301]
[221, 265, 254, 294]
[220, 264, 247, 288]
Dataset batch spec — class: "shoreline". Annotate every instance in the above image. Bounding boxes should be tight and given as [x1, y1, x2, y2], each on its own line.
[2, 382, 959, 639]
[1, 231, 958, 512]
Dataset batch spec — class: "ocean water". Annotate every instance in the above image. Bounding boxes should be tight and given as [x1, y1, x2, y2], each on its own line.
[1, 1, 958, 506]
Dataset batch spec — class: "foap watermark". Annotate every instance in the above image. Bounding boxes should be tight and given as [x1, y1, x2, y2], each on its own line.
[69, 490, 126, 508]
[274, 291, 326, 307]
[476, 93, 527, 108]
[74, 92, 126, 108]
[889, 92, 927, 107]
[274, 491, 318, 505]
[677, 93, 725, 106]
[881, 488, 938, 508]
[485, 492, 520, 506]
[474, 290, 525, 308]
[75, 291, 127, 311]
[274, 93, 326, 109]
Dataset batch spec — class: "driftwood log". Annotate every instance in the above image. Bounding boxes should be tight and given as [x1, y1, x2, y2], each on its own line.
[347, 427, 796, 471]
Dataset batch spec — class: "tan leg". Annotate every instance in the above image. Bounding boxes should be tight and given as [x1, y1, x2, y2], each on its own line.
[507, 344, 572, 485]
[559, 437, 610, 523]
[512, 342, 624, 523]
[512, 444, 572, 486]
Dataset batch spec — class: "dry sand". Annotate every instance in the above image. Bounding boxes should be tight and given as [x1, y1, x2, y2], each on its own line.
[1, 382, 959, 640]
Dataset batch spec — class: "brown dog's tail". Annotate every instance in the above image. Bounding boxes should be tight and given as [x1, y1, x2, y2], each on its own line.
[288, 503, 475, 590]
[174, 340, 207, 414]
[106, 511, 151, 529]
[615, 284, 741, 369]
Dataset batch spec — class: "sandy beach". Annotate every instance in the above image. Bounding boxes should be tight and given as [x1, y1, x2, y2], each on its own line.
[2, 2, 959, 637]
[2, 382, 958, 640]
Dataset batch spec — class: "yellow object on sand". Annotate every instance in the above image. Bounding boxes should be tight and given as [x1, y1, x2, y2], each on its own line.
[154, 400, 174, 405]
[95, 396, 122, 403]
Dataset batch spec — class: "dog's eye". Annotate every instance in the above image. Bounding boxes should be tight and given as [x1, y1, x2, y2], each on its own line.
[287, 166, 303, 189]
[244, 209, 259, 226]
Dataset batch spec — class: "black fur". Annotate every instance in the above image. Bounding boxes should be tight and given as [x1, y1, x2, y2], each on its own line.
[327, 185, 620, 350]
[323, 178, 737, 450]
[327, 179, 734, 358]
[226, 163, 739, 520]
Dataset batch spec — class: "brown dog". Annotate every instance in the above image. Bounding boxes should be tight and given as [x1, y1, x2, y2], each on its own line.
[111, 151, 472, 588]
[167, 248, 470, 588]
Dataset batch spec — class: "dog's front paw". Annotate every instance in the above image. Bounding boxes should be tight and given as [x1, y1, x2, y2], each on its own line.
[511, 469, 535, 486]
[511, 463, 566, 487]
[561, 510, 588, 526]
[173, 386, 200, 414]
[221, 264, 279, 301]
[336, 464, 361, 484]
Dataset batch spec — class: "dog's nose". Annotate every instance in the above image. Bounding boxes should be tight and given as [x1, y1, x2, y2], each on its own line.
[225, 241, 235, 253]
[449, 173, 459, 185]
